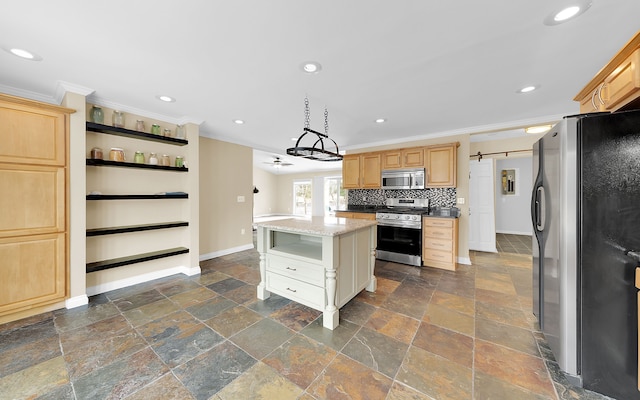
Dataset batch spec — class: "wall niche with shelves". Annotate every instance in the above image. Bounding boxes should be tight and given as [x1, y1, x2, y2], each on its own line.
[85, 106, 199, 292]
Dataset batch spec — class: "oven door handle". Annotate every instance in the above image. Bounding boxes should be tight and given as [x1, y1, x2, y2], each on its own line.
[376, 221, 421, 229]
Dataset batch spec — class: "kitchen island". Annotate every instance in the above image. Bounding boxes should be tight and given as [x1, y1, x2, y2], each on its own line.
[256, 217, 377, 329]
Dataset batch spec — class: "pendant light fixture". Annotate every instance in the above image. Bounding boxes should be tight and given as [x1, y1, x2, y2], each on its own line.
[286, 97, 343, 162]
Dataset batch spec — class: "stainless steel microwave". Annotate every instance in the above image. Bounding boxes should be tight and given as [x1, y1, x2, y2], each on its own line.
[381, 168, 425, 189]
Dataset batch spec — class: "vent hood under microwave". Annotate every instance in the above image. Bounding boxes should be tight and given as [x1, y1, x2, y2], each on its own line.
[381, 168, 425, 190]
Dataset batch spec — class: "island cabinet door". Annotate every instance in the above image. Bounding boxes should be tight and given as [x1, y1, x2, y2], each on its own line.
[335, 229, 373, 308]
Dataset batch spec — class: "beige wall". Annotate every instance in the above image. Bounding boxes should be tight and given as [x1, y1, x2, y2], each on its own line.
[199, 137, 253, 257]
[470, 134, 544, 160]
[253, 167, 279, 216]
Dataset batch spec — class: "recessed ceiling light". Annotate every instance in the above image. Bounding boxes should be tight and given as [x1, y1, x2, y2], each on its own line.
[156, 95, 176, 102]
[375, 118, 386, 124]
[301, 61, 322, 74]
[544, 1, 592, 25]
[5, 47, 42, 61]
[518, 85, 538, 94]
[525, 125, 553, 134]
[233, 119, 245, 124]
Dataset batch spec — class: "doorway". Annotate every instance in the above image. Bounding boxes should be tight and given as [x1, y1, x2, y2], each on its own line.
[468, 158, 497, 252]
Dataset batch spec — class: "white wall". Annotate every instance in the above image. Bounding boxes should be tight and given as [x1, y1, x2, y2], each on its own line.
[495, 157, 533, 235]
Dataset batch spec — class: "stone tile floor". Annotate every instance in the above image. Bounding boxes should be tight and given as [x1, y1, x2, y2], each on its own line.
[496, 233, 533, 255]
[0, 248, 615, 399]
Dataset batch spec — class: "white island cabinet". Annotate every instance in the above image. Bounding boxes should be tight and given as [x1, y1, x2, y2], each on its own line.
[256, 217, 377, 330]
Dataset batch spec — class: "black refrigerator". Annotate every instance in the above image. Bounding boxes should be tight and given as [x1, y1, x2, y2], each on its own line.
[532, 109, 640, 400]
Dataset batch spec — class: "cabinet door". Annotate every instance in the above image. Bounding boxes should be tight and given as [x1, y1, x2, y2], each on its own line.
[335, 212, 354, 218]
[342, 155, 361, 189]
[0, 164, 65, 238]
[604, 48, 640, 110]
[0, 233, 66, 315]
[578, 85, 606, 113]
[0, 101, 66, 166]
[382, 151, 402, 169]
[403, 148, 424, 167]
[426, 145, 457, 187]
[361, 153, 381, 188]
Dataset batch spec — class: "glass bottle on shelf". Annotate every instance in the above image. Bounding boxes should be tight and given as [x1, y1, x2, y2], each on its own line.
[151, 124, 161, 135]
[163, 129, 172, 137]
[112, 111, 125, 128]
[136, 120, 145, 132]
[175, 124, 186, 139]
[90, 106, 104, 124]
[148, 152, 158, 165]
[134, 151, 145, 164]
[175, 156, 184, 168]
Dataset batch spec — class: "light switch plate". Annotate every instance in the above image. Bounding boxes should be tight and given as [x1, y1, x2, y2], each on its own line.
[457, 197, 465, 204]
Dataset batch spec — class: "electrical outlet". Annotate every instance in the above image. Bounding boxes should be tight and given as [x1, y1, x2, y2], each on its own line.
[237, 195, 245, 203]
[457, 197, 465, 204]
[241, 228, 245, 235]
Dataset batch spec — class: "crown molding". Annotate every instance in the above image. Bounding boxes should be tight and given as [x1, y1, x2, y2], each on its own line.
[54, 81, 95, 104]
[0, 84, 58, 105]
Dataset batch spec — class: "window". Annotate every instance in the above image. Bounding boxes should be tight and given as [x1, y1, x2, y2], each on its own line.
[324, 176, 346, 216]
[293, 180, 312, 216]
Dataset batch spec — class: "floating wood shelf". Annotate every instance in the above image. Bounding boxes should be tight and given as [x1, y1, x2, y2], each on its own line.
[86, 158, 188, 171]
[86, 247, 190, 273]
[87, 193, 188, 200]
[87, 221, 189, 237]
[86, 122, 188, 146]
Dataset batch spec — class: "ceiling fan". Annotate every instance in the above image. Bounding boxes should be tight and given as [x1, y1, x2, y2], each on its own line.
[263, 156, 293, 169]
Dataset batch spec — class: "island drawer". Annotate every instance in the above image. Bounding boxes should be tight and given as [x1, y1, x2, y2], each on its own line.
[424, 237, 453, 252]
[266, 255, 324, 286]
[266, 272, 324, 310]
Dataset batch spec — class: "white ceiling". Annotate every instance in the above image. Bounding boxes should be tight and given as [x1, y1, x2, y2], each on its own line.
[1, 1, 639, 174]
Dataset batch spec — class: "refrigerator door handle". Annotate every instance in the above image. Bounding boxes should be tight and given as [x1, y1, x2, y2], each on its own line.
[532, 185, 545, 232]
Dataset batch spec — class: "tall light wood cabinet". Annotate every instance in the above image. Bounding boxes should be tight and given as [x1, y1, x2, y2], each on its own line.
[0, 93, 73, 317]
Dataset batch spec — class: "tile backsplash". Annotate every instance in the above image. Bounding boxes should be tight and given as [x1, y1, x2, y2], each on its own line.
[347, 188, 457, 208]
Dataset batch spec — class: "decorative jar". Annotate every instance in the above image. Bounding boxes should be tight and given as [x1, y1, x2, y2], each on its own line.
[175, 125, 186, 139]
[90, 106, 104, 124]
[151, 124, 161, 135]
[175, 156, 184, 168]
[148, 152, 158, 165]
[136, 120, 145, 132]
[112, 111, 125, 128]
[134, 151, 145, 164]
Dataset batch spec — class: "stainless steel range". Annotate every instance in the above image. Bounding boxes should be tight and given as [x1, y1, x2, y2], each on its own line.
[376, 198, 429, 266]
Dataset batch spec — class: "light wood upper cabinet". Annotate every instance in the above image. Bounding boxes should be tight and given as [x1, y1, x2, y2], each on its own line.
[425, 143, 457, 187]
[575, 32, 640, 113]
[382, 148, 424, 169]
[0, 93, 72, 319]
[342, 153, 381, 189]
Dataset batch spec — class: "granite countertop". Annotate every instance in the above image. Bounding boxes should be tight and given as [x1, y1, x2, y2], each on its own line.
[256, 216, 377, 236]
[423, 214, 459, 219]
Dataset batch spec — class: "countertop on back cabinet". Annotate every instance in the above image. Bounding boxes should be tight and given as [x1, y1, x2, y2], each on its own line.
[334, 206, 381, 214]
[423, 214, 459, 219]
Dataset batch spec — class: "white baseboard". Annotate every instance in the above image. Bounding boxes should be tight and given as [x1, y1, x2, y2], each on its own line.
[199, 243, 255, 261]
[86, 265, 201, 296]
[457, 256, 472, 265]
[65, 295, 89, 309]
[496, 229, 532, 236]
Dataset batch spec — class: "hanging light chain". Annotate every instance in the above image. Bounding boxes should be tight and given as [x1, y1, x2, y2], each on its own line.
[324, 107, 329, 135]
[304, 96, 310, 129]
